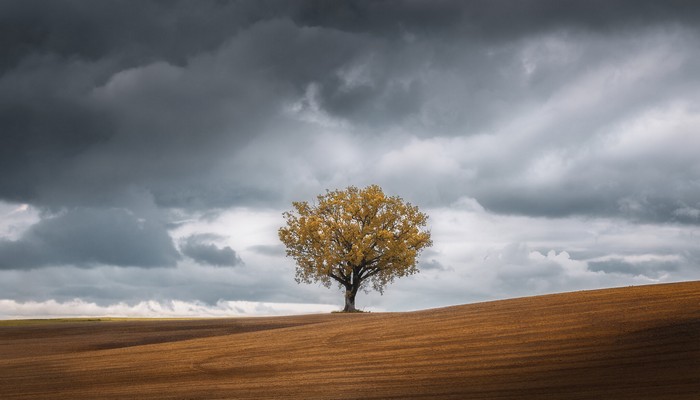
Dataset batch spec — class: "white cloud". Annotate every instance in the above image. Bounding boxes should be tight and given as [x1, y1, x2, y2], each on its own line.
[0, 298, 337, 319]
[0, 201, 40, 240]
[602, 101, 700, 162]
[170, 207, 282, 256]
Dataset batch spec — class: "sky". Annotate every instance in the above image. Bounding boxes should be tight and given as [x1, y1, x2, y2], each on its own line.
[1, 0, 699, 318]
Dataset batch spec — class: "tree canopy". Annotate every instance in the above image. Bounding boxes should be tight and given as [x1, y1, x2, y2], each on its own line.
[279, 185, 432, 312]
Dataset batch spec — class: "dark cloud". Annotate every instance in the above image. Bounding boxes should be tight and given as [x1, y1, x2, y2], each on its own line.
[0, 0, 291, 73]
[293, 0, 700, 38]
[1, 0, 699, 217]
[0, 208, 179, 269]
[179, 234, 242, 267]
[0, 7, 365, 209]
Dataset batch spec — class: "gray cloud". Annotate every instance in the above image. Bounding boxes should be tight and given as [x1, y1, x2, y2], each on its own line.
[0, 208, 179, 269]
[0, 259, 328, 306]
[419, 259, 450, 271]
[179, 234, 242, 267]
[587, 259, 680, 279]
[248, 244, 286, 257]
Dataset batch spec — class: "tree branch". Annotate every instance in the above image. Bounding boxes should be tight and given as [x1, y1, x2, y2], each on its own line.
[359, 265, 381, 280]
[329, 272, 349, 287]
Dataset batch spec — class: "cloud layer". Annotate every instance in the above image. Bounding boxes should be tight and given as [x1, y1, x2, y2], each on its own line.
[1, 1, 699, 315]
[0, 208, 178, 269]
[0, 298, 338, 319]
[1, 0, 699, 217]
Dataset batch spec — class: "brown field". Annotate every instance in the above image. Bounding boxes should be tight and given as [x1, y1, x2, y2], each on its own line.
[1, 281, 699, 399]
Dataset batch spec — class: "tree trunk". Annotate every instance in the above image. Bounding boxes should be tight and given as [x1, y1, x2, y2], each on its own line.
[343, 288, 358, 312]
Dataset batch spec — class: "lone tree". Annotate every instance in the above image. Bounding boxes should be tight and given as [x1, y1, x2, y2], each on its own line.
[279, 185, 432, 312]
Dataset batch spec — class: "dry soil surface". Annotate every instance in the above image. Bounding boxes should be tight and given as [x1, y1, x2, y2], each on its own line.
[1, 281, 699, 399]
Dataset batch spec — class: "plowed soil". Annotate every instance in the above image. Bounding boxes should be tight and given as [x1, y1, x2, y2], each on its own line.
[1, 281, 699, 399]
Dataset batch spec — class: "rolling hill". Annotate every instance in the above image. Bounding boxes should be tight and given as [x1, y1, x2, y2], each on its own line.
[1, 281, 699, 399]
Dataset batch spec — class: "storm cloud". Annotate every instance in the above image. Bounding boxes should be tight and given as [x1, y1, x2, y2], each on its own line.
[179, 234, 242, 267]
[0, 208, 179, 269]
[1, 1, 699, 315]
[0, 0, 697, 217]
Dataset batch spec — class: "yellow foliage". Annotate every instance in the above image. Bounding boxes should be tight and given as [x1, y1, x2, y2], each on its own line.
[278, 185, 432, 295]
